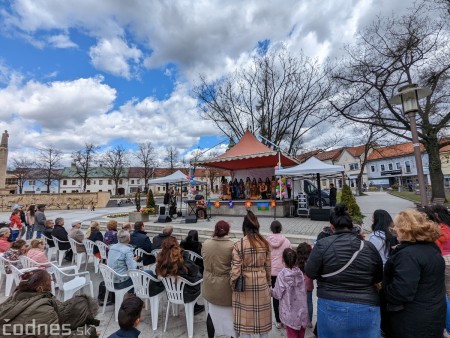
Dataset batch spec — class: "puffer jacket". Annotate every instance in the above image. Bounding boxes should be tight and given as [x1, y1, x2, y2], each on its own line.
[305, 230, 383, 306]
[266, 233, 291, 276]
[0, 291, 99, 337]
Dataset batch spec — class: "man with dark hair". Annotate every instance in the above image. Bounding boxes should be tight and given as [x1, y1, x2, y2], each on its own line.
[108, 295, 144, 338]
[130, 221, 154, 266]
[329, 183, 337, 207]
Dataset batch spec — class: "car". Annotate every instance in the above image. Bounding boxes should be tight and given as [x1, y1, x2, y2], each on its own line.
[303, 179, 330, 207]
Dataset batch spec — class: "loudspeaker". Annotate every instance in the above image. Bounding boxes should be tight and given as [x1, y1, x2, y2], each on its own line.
[159, 206, 166, 215]
[157, 215, 172, 223]
[185, 215, 197, 223]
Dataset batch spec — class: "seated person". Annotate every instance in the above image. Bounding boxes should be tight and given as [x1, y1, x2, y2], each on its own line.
[156, 236, 204, 315]
[52, 218, 71, 250]
[104, 220, 118, 247]
[107, 230, 138, 289]
[3, 239, 26, 274]
[27, 239, 51, 268]
[180, 230, 203, 272]
[42, 219, 55, 248]
[0, 228, 12, 253]
[87, 222, 104, 259]
[108, 295, 144, 338]
[152, 225, 174, 250]
[69, 221, 86, 253]
[130, 222, 155, 266]
[196, 196, 207, 219]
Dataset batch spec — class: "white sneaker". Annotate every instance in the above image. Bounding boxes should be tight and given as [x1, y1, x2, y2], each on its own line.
[275, 322, 282, 329]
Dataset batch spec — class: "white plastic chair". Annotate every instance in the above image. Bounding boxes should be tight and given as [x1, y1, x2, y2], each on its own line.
[95, 241, 108, 263]
[151, 249, 162, 261]
[52, 236, 70, 266]
[42, 235, 57, 261]
[69, 238, 87, 271]
[82, 239, 97, 272]
[0, 256, 20, 297]
[50, 263, 93, 301]
[185, 250, 203, 264]
[159, 275, 203, 338]
[135, 248, 154, 270]
[99, 263, 133, 322]
[128, 269, 165, 331]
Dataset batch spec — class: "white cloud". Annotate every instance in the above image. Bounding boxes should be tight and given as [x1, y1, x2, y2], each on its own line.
[89, 38, 142, 79]
[47, 34, 77, 48]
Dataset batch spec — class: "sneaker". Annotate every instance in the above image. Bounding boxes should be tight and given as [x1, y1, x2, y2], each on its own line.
[275, 322, 282, 329]
[194, 304, 205, 315]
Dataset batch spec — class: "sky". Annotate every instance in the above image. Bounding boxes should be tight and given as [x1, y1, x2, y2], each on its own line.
[0, 0, 409, 166]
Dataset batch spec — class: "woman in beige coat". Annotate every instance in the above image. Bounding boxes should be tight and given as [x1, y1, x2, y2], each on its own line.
[231, 211, 272, 337]
[202, 221, 236, 338]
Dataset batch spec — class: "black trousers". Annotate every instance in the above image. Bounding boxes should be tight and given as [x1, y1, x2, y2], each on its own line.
[271, 275, 281, 323]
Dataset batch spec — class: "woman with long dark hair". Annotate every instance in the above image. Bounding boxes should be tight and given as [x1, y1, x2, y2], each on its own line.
[26, 204, 36, 240]
[306, 204, 383, 338]
[180, 229, 203, 272]
[369, 209, 398, 266]
[231, 211, 272, 337]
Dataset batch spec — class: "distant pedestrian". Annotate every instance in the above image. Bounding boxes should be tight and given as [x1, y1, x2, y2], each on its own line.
[272, 248, 310, 338]
[26, 204, 36, 240]
[34, 204, 46, 239]
[90, 201, 95, 211]
[329, 183, 337, 207]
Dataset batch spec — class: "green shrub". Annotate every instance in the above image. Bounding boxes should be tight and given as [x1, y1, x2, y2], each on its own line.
[147, 189, 156, 208]
[390, 183, 399, 190]
[340, 184, 364, 225]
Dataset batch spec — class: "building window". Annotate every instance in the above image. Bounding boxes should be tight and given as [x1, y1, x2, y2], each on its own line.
[163, 186, 166, 191]
[28, 180, 35, 185]
[108, 179, 112, 185]
[349, 163, 359, 171]
[99, 180, 103, 185]
[71, 180, 76, 185]
[137, 179, 140, 184]
[370, 165, 375, 172]
[63, 180, 67, 185]
[388, 163, 393, 170]
[157, 187, 160, 192]
[396, 162, 401, 169]
[131, 180, 135, 184]
[87, 179, 91, 185]
[380, 164, 385, 171]
[119, 179, 123, 184]
[445, 176, 450, 188]
[405, 161, 411, 173]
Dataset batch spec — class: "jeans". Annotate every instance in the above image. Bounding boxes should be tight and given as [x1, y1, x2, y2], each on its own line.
[307, 291, 313, 323]
[35, 231, 42, 239]
[11, 230, 19, 241]
[26, 226, 33, 240]
[317, 298, 380, 338]
[114, 278, 133, 290]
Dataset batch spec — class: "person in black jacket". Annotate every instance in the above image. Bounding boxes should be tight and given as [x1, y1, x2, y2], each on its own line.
[306, 203, 383, 338]
[52, 217, 71, 251]
[382, 209, 445, 338]
[152, 225, 174, 250]
[87, 222, 104, 259]
[130, 221, 154, 266]
[180, 230, 203, 273]
[42, 220, 55, 248]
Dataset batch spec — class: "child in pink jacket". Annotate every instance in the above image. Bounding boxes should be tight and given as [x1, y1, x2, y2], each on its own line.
[272, 248, 310, 338]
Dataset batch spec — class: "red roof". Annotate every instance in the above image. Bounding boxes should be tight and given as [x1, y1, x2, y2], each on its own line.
[315, 148, 344, 162]
[346, 145, 366, 157]
[199, 131, 298, 170]
[367, 142, 425, 160]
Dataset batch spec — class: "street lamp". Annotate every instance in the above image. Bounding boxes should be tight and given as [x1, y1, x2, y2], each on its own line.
[389, 83, 431, 207]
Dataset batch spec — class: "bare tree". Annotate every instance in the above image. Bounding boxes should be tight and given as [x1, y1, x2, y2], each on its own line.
[36, 147, 63, 193]
[195, 48, 333, 155]
[331, 3, 450, 200]
[11, 159, 35, 194]
[165, 146, 179, 173]
[72, 143, 98, 192]
[100, 145, 129, 195]
[134, 142, 156, 191]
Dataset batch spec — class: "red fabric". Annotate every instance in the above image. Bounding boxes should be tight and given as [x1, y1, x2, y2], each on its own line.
[9, 214, 22, 230]
[304, 274, 314, 292]
[286, 326, 306, 338]
[0, 238, 11, 253]
[436, 223, 450, 254]
[94, 252, 101, 259]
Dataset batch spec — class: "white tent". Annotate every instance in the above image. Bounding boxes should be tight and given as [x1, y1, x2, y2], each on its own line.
[275, 156, 344, 176]
[148, 170, 205, 185]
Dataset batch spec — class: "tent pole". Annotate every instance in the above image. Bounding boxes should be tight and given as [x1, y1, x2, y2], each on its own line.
[317, 173, 322, 209]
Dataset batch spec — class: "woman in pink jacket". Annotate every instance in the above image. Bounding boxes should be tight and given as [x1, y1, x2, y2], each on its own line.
[26, 239, 50, 268]
[272, 248, 310, 338]
[266, 220, 292, 328]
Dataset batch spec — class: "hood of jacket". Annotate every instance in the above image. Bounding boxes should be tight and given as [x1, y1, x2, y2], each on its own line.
[0, 292, 56, 324]
[266, 233, 290, 249]
[281, 267, 304, 287]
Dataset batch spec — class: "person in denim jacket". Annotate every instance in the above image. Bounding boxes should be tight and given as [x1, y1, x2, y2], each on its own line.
[107, 230, 138, 289]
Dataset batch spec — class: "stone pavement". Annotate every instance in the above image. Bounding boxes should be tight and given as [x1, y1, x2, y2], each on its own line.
[0, 192, 415, 337]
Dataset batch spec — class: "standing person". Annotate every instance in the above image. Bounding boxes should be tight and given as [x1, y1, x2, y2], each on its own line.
[90, 201, 95, 211]
[9, 209, 23, 241]
[245, 177, 251, 199]
[69, 221, 86, 253]
[15, 205, 27, 239]
[266, 220, 292, 329]
[26, 204, 36, 240]
[305, 204, 383, 338]
[382, 209, 445, 338]
[296, 242, 314, 323]
[431, 204, 450, 298]
[202, 221, 236, 338]
[34, 204, 46, 239]
[231, 211, 272, 338]
[329, 183, 337, 207]
[368, 209, 398, 266]
[272, 248, 310, 338]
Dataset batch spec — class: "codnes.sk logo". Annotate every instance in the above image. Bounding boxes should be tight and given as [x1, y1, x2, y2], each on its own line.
[1, 319, 90, 336]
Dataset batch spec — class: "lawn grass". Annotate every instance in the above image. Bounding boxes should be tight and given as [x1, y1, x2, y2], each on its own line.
[389, 191, 423, 203]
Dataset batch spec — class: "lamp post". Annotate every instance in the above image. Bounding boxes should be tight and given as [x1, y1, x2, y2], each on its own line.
[389, 83, 431, 207]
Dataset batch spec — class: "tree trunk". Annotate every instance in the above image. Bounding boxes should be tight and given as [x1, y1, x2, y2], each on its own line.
[424, 138, 447, 201]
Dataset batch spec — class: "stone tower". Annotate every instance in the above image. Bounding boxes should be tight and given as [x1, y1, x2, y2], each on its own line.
[0, 130, 9, 193]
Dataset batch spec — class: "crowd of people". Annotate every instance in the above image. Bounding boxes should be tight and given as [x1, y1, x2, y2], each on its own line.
[1, 200, 450, 338]
[220, 176, 292, 200]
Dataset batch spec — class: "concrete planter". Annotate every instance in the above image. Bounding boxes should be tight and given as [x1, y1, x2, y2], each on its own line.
[129, 212, 149, 223]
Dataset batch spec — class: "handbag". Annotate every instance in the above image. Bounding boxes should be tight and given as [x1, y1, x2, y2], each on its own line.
[234, 238, 245, 292]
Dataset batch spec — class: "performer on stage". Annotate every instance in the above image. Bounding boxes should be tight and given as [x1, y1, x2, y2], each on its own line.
[245, 177, 251, 199]
[251, 178, 258, 199]
[238, 179, 245, 199]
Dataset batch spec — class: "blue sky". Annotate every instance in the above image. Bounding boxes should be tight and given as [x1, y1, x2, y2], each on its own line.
[0, 0, 407, 166]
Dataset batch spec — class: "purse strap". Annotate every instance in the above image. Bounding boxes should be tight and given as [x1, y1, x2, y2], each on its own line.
[240, 238, 244, 275]
[322, 240, 364, 278]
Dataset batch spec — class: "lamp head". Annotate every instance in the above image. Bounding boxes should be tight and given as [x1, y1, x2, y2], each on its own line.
[389, 83, 431, 114]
